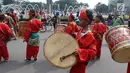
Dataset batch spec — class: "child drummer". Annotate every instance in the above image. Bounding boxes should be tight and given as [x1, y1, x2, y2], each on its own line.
[69, 10, 97, 73]
[65, 13, 78, 38]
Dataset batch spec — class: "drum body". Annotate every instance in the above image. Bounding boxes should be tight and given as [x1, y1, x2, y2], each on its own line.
[18, 21, 27, 38]
[105, 25, 130, 63]
[55, 25, 66, 32]
[44, 33, 79, 69]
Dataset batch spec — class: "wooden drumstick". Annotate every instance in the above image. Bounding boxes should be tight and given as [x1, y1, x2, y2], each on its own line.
[60, 51, 76, 62]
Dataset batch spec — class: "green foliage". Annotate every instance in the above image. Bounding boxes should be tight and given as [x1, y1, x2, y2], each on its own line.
[95, 2, 108, 13]
[117, 0, 124, 3]
[3, 0, 14, 5]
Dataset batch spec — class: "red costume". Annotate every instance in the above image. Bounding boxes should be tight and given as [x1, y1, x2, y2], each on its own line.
[127, 63, 130, 73]
[65, 22, 78, 37]
[70, 29, 97, 73]
[65, 14, 78, 37]
[12, 12, 18, 35]
[70, 10, 97, 73]
[12, 13, 17, 24]
[24, 18, 42, 60]
[92, 23, 107, 57]
[0, 23, 12, 62]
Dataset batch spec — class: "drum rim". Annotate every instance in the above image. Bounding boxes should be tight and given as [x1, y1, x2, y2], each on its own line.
[111, 40, 130, 52]
[105, 25, 129, 41]
[111, 41, 130, 63]
[55, 25, 67, 32]
[112, 45, 130, 63]
[43, 32, 78, 69]
[56, 24, 67, 28]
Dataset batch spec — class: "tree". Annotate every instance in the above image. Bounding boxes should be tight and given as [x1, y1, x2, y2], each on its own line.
[95, 2, 108, 13]
[78, 2, 89, 8]
[117, 0, 124, 3]
[3, 0, 14, 5]
[84, 3, 89, 8]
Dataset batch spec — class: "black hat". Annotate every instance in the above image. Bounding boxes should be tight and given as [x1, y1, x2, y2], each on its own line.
[0, 13, 5, 20]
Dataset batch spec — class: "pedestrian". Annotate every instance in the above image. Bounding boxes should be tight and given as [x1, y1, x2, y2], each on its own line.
[92, 15, 107, 59]
[52, 11, 60, 29]
[69, 9, 97, 73]
[0, 13, 12, 62]
[23, 9, 42, 62]
[112, 15, 124, 26]
[10, 9, 18, 35]
[5, 12, 17, 40]
[107, 14, 113, 26]
[128, 15, 130, 27]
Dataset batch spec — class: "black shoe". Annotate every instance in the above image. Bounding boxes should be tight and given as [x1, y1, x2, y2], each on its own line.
[96, 56, 100, 60]
[25, 58, 31, 62]
[13, 38, 17, 40]
[34, 59, 37, 61]
[92, 57, 97, 61]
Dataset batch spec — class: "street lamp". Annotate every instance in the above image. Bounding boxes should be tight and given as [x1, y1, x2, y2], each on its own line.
[46, 0, 52, 14]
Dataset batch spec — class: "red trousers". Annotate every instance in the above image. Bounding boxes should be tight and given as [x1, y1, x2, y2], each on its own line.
[96, 39, 102, 57]
[26, 45, 39, 59]
[70, 62, 87, 73]
[127, 63, 130, 73]
[0, 45, 9, 61]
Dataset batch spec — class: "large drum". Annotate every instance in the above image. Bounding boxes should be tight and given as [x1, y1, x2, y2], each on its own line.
[18, 21, 27, 38]
[105, 25, 130, 63]
[44, 32, 79, 69]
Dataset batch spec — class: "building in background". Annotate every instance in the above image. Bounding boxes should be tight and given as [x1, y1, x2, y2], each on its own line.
[108, 0, 130, 13]
[124, 0, 130, 7]
[124, 0, 130, 13]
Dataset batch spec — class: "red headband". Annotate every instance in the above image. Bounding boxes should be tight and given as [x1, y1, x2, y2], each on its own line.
[80, 10, 89, 21]
[29, 12, 35, 15]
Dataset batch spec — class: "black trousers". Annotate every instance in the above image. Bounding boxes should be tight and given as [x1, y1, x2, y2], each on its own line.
[128, 21, 130, 27]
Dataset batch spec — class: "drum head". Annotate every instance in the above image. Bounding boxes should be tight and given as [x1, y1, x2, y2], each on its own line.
[44, 32, 79, 69]
[112, 44, 130, 63]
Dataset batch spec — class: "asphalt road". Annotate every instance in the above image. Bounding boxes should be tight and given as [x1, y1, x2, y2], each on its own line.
[0, 31, 128, 73]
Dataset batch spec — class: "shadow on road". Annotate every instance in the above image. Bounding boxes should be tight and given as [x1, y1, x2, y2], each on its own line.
[33, 60, 58, 73]
[0, 60, 26, 73]
[102, 43, 108, 47]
